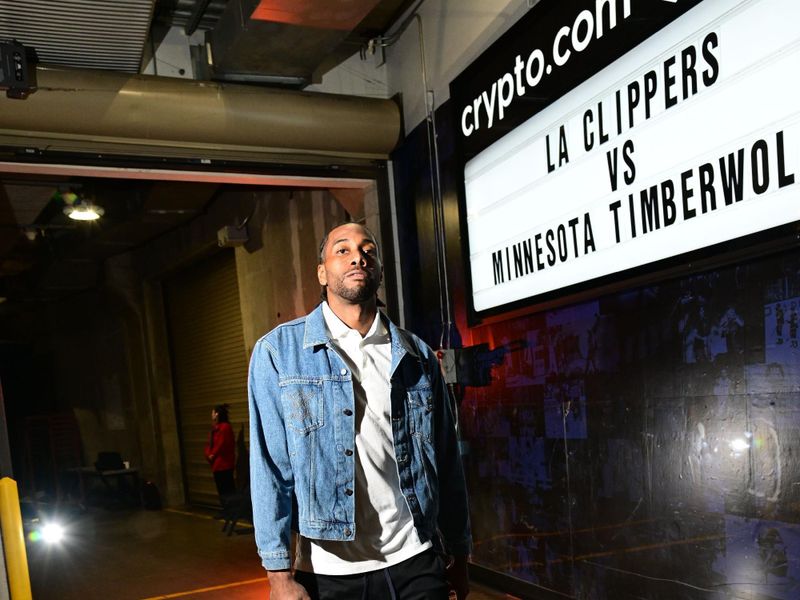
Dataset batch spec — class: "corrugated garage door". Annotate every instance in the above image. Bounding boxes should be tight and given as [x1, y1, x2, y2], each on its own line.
[164, 250, 249, 507]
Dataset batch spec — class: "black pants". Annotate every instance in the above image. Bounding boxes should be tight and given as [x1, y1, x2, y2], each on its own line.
[294, 548, 449, 600]
[213, 469, 235, 503]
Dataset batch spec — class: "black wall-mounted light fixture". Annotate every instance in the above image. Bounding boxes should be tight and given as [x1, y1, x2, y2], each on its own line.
[0, 39, 36, 99]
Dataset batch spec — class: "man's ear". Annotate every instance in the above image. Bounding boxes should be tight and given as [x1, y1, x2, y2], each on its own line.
[317, 263, 327, 286]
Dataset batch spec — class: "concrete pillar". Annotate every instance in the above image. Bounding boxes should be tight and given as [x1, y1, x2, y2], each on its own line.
[142, 281, 185, 506]
[236, 189, 348, 354]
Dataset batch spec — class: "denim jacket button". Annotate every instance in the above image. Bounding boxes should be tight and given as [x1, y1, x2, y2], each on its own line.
[344, 528, 352, 537]
[343, 408, 353, 416]
[345, 488, 353, 496]
[340, 368, 348, 376]
[345, 449, 353, 456]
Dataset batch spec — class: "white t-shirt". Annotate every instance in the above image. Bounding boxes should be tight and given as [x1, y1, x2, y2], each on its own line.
[294, 303, 430, 575]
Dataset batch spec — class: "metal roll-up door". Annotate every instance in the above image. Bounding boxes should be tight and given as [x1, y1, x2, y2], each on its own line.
[164, 250, 248, 507]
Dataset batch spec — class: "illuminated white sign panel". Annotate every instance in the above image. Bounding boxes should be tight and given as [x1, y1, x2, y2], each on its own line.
[465, 0, 799, 313]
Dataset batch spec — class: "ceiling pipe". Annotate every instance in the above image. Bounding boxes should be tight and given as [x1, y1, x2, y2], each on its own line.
[0, 66, 401, 162]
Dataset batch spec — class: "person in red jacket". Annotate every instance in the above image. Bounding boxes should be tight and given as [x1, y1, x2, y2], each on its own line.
[205, 403, 236, 506]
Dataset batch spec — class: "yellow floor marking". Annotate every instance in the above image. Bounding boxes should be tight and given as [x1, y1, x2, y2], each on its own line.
[140, 577, 269, 599]
[162, 508, 253, 528]
[163, 508, 214, 520]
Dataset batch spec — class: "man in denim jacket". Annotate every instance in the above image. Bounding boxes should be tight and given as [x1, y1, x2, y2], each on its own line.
[249, 222, 471, 599]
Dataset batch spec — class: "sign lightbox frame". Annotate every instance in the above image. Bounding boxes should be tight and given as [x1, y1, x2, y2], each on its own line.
[450, 0, 800, 324]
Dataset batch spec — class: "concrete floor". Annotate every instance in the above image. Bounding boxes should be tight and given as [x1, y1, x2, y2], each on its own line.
[25, 505, 515, 600]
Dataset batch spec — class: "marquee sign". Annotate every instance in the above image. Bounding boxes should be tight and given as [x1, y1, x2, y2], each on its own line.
[451, 0, 800, 317]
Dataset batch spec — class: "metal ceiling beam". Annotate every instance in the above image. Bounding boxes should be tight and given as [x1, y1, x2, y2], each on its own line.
[184, 0, 213, 35]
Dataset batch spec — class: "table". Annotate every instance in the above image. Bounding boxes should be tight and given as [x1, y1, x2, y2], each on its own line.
[64, 467, 141, 507]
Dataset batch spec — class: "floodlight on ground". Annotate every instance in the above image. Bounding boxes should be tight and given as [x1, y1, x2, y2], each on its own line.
[40, 522, 65, 544]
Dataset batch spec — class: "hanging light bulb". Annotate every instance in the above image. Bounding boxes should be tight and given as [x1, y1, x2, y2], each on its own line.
[63, 194, 104, 221]
[53, 186, 103, 221]
[64, 203, 104, 221]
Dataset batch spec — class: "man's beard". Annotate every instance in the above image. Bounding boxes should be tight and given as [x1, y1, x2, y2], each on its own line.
[328, 270, 380, 304]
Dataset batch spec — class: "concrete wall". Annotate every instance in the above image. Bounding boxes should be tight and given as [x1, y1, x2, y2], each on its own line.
[310, 0, 534, 134]
[305, 50, 390, 99]
[130, 184, 382, 505]
[386, 0, 533, 134]
[142, 26, 203, 79]
[236, 185, 386, 352]
[235, 189, 345, 353]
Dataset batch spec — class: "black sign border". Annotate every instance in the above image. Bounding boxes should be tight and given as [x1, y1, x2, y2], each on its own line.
[450, 0, 798, 325]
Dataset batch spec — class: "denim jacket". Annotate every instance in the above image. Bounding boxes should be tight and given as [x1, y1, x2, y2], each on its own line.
[248, 304, 472, 571]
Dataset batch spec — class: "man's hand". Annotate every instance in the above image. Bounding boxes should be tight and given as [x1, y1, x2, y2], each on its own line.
[446, 554, 470, 600]
[268, 570, 310, 600]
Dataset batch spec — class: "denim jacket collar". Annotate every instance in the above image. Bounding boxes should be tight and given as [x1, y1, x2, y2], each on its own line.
[302, 303, 420, 370]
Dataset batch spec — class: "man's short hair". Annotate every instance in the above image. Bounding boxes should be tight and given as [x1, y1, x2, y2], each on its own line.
[318, 221, 379, 264]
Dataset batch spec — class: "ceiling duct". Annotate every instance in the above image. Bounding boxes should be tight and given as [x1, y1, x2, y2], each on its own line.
[0, 0, 155, 73]
[0, 66, 401, 163]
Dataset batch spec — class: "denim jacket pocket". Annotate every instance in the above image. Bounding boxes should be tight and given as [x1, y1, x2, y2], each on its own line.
[280, 379, 324, 434]
[406, 384, 434, 444]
